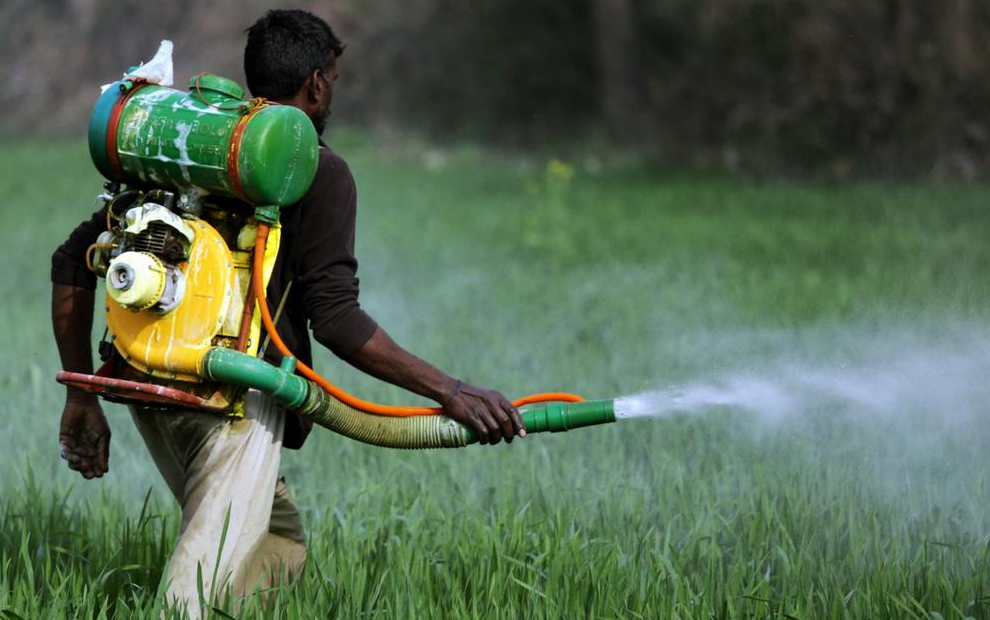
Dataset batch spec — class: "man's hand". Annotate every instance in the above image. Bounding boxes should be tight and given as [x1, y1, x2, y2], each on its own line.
[59, 395, 111, 479]
[442, 381, 526, 445]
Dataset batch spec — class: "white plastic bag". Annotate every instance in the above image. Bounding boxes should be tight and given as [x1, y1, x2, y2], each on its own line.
[101, 40, 174, 93]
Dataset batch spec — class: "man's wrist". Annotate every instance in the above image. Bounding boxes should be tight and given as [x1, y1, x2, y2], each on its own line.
[441, 379, 463, 407]
[65, 387, 98, 405]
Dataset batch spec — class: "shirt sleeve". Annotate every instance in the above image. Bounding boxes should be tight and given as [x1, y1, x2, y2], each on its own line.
[51, 206, 108, 289]
[295, 151, 378, 359]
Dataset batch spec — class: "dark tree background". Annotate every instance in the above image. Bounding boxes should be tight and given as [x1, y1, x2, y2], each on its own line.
[3, 0, 989, 176]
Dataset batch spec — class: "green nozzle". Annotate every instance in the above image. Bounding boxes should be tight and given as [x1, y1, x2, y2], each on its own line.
[464, 399, 616, 443]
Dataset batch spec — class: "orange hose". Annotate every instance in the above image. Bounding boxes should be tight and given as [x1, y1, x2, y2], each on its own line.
[251, 223, 585, 417]
[234, 277, 256, 352]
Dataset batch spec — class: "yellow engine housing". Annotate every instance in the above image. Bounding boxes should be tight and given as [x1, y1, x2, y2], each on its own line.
[107, 219, 234, 382]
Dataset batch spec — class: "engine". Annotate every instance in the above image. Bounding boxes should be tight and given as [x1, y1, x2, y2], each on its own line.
[87, 186, 257, 387]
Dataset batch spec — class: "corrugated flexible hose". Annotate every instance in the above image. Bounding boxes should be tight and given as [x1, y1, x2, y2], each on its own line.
[298, 386, 471, 448]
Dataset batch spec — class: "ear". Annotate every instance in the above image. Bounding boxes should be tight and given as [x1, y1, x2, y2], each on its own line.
[306, 68, 325, 105]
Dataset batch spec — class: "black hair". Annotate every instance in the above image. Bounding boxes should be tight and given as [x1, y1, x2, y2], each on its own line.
[244, 9, 345, 100]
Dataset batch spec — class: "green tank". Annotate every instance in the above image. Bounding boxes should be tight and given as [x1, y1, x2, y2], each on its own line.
[89, 74, 319, 207]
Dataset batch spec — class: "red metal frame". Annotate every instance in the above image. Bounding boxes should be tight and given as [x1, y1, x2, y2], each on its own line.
[57, 364, 226, 412]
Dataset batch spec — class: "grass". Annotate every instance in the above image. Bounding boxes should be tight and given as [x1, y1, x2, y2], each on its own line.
[2, 136, 990, 618]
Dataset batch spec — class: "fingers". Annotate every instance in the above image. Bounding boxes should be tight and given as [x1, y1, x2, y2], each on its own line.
[59, 440, 74, 463]
[487, 400, 515, 443]
[477, 407, 503, 445]
[445, 383, 527, 446]
[499, 394, 525, 438]
[483, 391, 526, 444]
[60, 438, 109, 479]
[61, 444, 84, 472]
[61, 446, 95, 478]
[60, 439, 85, 472]
[467, 410, 490, 445]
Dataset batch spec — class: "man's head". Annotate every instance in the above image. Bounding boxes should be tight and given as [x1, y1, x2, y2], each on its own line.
[244, 9, 344, 135]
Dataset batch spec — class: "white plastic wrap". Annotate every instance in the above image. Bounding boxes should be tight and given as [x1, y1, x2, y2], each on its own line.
[101, 39, 174, 92]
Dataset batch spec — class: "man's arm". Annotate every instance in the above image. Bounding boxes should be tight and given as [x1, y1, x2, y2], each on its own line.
[297, 150, 524, 444]
[51, 204, 112, 479]
[344, 327, 526, 444]
[52, 283, 110, 478]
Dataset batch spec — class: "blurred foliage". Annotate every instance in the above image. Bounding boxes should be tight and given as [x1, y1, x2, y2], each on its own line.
[637, 0, 990, 177]
[522, 159, 577, 265]
[3, 0, 990, 175]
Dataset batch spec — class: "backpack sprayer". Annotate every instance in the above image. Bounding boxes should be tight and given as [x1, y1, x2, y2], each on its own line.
[55, 68, 616, 449]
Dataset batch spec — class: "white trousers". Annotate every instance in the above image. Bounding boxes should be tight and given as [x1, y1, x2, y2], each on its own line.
[131, 390, 307, 618]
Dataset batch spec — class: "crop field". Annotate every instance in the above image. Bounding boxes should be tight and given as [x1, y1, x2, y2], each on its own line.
[2, 138, 990, 618]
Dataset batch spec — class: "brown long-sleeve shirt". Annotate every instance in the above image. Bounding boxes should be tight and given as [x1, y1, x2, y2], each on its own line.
[51, 145, 378, 449]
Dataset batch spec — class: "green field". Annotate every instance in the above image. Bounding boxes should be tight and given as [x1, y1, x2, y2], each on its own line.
[2, 138, 990, 618]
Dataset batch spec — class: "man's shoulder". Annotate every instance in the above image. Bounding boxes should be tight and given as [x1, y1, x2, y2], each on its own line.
[292, 146, 357, 217]
[314, 146, 353, 184]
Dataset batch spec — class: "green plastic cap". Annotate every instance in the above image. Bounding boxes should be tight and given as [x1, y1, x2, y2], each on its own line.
[191, 74, 244, 101]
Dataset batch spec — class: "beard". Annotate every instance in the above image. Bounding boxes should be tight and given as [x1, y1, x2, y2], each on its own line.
[312, 104, 332, 135]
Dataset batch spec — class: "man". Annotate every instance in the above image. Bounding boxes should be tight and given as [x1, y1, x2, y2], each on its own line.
[52, 9, 524, 616]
